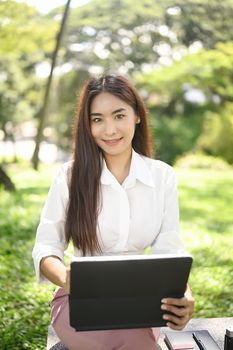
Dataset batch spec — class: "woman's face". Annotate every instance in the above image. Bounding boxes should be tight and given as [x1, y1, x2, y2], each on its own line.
[90, 92, 139, 159]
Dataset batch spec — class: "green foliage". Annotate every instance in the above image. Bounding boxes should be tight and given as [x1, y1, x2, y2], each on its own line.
[63, 0, 233, 73]
[65, 0, 164, 71]
[165, 0, 233, 48]
[0, 163, 233, 348]
[150, 112, 204, 164]
[0, 58, 40, 134]
[137, 42, 233, 107]
[48, 69, 89, 150]
[0, 1, 58, 57]
[137, 42, 233, 164]
[197, 104, 233, 164]
[2, 0, 233, 165]
[175, 153, 232, 170]
[0, 0, 58, 144]
[50, 2, 233, 158]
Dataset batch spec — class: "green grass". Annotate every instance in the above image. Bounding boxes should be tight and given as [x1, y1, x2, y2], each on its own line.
[0, 163, 233, 349]
[177, 169, 233, 318]
[0, 163, 59, 350]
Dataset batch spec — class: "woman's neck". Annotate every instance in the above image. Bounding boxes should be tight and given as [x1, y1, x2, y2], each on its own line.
[104, 148, 132, 184]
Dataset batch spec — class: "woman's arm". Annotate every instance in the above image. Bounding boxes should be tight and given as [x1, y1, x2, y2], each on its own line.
[161, 284, 195, 330]
[151, 165, 186, 254]
[32, 165, 69, 283]
[40, 256, 70, 293]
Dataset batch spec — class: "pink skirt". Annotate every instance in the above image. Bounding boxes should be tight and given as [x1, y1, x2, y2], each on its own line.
[51, 288, 160, 350]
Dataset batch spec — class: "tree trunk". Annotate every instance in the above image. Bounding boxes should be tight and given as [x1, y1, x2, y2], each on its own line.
[32, 0, 72, 170]
[0, 165, 15, 191]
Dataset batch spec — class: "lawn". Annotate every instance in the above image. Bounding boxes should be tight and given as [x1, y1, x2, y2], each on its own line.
[0, 162, 232, 349]
[177, 168, 233, 318]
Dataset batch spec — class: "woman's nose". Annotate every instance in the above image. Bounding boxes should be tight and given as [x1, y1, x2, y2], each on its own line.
[104, 120, 117, 136]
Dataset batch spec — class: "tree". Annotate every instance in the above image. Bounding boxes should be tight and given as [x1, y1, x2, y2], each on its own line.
[0, 165, 15, 191]
[165, 0, 233, 48]
[58, 0, 233, 75]
[136, 42, 233, 163]
[0, 0, 58, 189]
[44, 0, 233, 155]
[31, 0, 72, 170]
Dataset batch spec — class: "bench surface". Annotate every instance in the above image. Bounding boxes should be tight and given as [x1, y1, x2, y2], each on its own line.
[47, 317, 233, 350]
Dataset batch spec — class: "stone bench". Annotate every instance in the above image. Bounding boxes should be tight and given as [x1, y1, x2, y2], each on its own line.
[47, 317, 233, 349]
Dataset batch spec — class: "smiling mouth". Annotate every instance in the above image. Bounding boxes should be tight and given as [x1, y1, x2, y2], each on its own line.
[102, 137, 123, 145]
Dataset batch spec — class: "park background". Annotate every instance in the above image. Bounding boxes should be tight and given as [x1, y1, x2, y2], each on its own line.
[0, 0, 233, 348]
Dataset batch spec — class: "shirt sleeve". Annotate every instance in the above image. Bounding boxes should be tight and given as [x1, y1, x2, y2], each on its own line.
[32, 165, 69, 283]
[151, 166, 187, 254]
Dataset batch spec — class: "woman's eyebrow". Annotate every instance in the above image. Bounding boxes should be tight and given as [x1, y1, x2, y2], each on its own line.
[112, 108, 126, 115]
[90, 108, 126, 117]
[90, 112, 102, 117]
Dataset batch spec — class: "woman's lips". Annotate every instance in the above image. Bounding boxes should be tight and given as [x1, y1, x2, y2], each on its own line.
[102, 137, 123, 146]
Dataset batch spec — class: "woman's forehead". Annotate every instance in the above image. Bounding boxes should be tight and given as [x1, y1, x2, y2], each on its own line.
[90, 92, 133, 114]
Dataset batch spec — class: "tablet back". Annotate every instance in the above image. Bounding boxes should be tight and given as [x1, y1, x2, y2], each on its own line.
[69, 254, 192, 331]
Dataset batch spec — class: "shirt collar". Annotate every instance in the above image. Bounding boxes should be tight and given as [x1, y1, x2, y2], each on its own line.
[100, 150, 155, 188]
[100, 158, 117, 186]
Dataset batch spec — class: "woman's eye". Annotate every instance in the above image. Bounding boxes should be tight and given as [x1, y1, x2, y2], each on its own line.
[92, 117, 102, 123]
[115, 114, 125, 120]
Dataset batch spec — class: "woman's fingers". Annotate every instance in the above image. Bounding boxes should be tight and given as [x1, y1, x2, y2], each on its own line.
[161, 291, 195, 330]
[165, 313, 192, 331]
[162, 297, 189, 307]
[162, 307, 189, 330]
[161, 303, 187, 317]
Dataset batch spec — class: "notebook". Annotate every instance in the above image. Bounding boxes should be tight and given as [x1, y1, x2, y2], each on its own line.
[69, 254, 193, 331]
[164, 330, 221, 350]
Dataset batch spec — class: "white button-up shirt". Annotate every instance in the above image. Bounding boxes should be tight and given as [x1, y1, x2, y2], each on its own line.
[32, 150, 186, 283]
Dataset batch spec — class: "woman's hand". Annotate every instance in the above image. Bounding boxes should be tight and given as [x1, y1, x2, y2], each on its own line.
[161, 285, 195, 330]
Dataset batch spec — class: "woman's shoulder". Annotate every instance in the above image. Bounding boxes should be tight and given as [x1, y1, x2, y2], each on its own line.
[139, 154, 177, 186]
[141, 155, 174, 173]
[60, 160, 73, 172]
[54, 160, 73, 183]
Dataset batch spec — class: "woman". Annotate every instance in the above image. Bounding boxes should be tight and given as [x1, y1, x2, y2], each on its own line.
[32, 75, 194, 350]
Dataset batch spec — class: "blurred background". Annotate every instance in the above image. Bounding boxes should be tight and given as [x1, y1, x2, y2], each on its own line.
[0, 0, 233, 349]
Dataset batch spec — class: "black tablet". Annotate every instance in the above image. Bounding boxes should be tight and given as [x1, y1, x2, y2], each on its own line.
[69, 254, 192, 331]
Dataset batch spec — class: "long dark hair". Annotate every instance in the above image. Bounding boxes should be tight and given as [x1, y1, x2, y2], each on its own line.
[65, 75, 154, 255]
